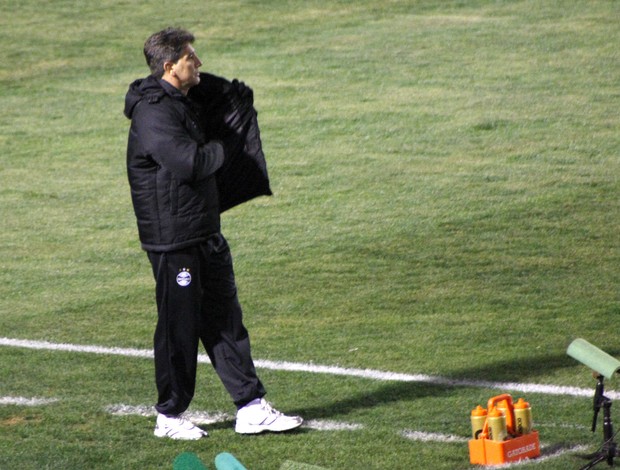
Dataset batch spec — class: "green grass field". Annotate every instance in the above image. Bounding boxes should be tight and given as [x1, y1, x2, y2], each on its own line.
[1, 0, 619, 468]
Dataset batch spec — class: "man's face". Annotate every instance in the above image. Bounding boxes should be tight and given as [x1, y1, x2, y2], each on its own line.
[169, 44, 202, 93]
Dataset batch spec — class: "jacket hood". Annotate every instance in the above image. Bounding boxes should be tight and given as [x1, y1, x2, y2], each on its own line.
[124, 75, 166, 119]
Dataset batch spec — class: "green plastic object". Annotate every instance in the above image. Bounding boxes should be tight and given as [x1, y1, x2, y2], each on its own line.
[173, 452, 209, 470]
[567, 338, 620, 380]
[214, 453, 248, 470]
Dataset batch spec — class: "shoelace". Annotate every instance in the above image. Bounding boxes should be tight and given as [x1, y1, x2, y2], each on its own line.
[259, 400, 291, 426]
[178, 415, 193, 427]
[260, 399, 283, 416]
[164, 413, 197, 430]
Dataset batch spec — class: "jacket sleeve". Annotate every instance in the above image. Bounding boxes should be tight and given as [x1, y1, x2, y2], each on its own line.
[132, 100, 225, 183]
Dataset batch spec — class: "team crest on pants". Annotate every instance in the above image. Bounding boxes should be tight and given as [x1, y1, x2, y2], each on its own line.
[176, 268, 192, 287]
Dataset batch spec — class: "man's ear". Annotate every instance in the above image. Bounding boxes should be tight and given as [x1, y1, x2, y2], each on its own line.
[163, 61, 175, 77]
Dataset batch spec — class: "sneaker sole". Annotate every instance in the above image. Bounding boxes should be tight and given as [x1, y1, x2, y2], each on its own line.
[154, 426, 207, 440]
[235, 419, 303, 435]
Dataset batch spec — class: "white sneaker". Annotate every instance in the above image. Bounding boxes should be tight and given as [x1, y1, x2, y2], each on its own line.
[154, 413, 208, 440]
[235, 398, 303, 434]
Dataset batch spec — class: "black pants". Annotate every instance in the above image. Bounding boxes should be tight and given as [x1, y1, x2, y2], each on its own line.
[147, 233, 265, 416]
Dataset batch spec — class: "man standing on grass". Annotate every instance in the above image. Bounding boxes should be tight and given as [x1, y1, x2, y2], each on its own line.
[123, 27, 302, 440]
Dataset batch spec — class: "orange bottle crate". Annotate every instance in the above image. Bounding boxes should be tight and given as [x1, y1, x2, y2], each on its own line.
[469, 394, 540, 466]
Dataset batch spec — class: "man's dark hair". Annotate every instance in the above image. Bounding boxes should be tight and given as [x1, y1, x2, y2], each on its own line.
[143, 27, 195, 77]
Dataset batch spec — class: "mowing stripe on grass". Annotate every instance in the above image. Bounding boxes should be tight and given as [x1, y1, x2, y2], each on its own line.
[0, 337, 613, 399]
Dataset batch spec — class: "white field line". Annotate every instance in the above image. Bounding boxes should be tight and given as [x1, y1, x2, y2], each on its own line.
[2, 396, 587, 465]
[400, 431, 589, 467]
[0, 337, 615, 399]
[304, 420, 364, 431]
[105, 404, 231, 425]
[0, 394, 593, 465]
[490, 444, 590, 468]
[401, 430, 467, 443]
[105, 403, 363, 431]
[0, 396, 59, 406]
[0, 337, 153, 359]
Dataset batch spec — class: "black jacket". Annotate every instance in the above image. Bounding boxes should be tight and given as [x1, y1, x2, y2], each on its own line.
[189, 73, 272, 213]
[124, 73, 271, 252]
